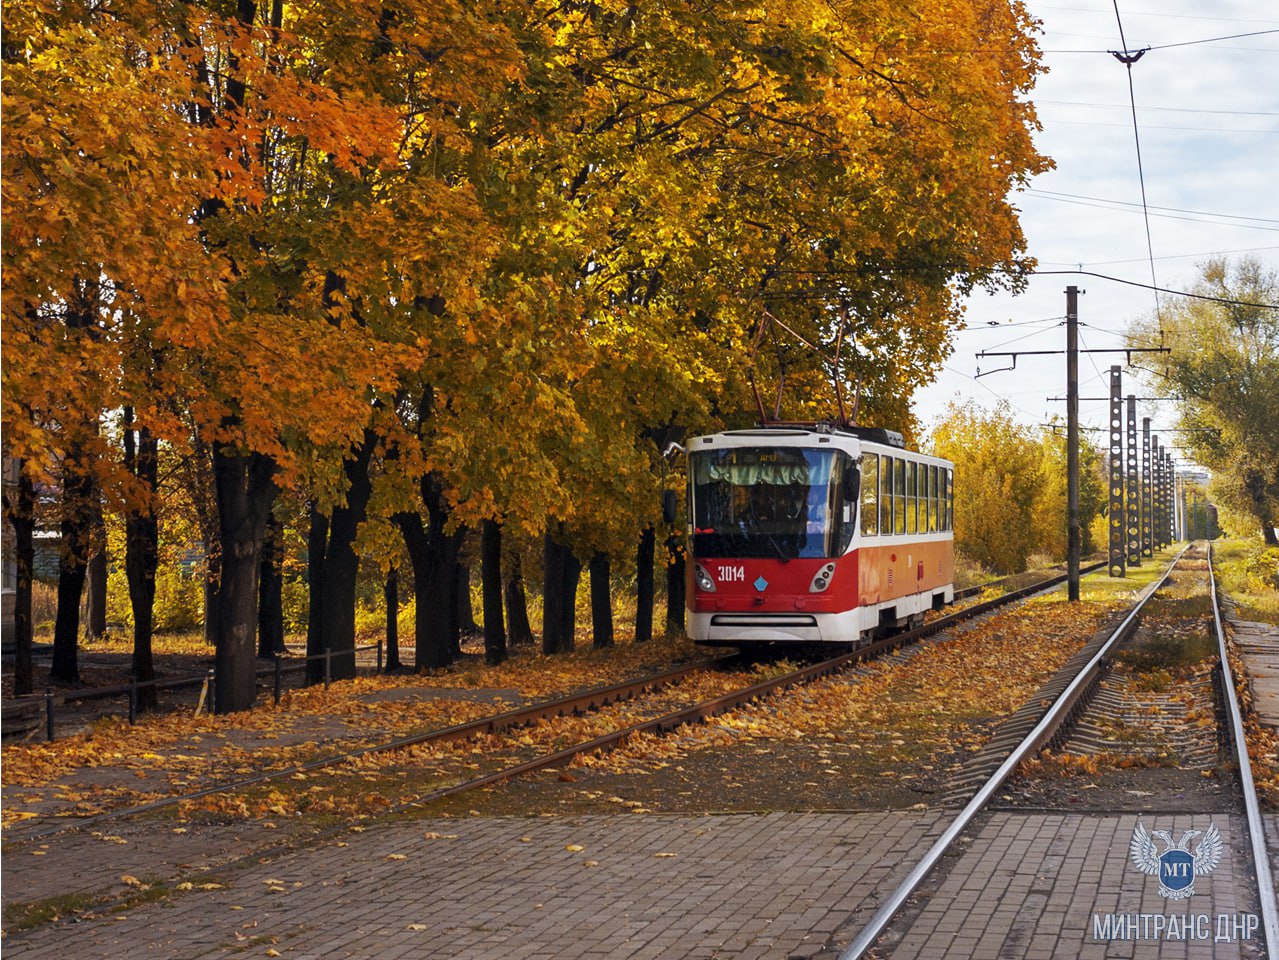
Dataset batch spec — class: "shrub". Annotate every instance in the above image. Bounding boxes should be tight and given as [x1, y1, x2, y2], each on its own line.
[281, 578, 309, 634]
[104, 563, 203, 633]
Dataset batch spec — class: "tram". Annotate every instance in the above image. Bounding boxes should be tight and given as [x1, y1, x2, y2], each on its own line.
[685, 423, 954, 649]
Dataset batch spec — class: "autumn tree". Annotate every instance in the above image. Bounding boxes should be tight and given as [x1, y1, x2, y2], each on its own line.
[929, 400, 1044, 573]
[5, 0, 1052, 694]
[1129, 258, 1279, 544]
[1031, 425, 1105, 559]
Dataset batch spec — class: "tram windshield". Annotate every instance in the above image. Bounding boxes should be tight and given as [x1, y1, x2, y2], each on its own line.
[690, 447, 857, 560]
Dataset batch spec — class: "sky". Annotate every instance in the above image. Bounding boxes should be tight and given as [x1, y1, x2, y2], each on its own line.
[910, 0, 1279, 461]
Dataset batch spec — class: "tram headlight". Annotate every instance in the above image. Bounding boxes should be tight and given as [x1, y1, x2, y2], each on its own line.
[694, 564, 717, 593]
[809, 562, 836, 593]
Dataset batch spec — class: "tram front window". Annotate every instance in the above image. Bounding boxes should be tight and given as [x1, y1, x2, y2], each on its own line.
[690, 447, 854, 559]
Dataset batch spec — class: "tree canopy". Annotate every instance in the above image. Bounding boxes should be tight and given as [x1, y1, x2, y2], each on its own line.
[927, 400, 1102, 573]
[4, 0, 1051, 708]
[1128, 257, 1279, 544]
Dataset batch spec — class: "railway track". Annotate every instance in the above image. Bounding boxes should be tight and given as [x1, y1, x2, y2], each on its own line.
[834, 543, 1279, 960]
[6, 561, 1102, 845]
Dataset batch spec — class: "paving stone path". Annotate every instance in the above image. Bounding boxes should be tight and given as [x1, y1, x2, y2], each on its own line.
[8, 808, 1276, 959]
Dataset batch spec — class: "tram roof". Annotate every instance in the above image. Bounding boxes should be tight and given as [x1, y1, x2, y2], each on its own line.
[698, 422, 906, 450]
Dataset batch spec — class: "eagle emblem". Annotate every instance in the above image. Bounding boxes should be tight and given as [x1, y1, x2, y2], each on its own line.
[1129, 820, 1223, 900]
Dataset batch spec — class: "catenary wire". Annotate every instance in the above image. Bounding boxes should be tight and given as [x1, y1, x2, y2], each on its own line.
[1110, 0, 1163, 338]
[1024, 194, 1279, 232]
[1037, 245, 1279, 269]
[1027, 190, 1279, 225]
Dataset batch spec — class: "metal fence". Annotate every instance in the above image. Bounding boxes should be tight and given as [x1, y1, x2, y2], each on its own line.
[2, 641, 384, 742]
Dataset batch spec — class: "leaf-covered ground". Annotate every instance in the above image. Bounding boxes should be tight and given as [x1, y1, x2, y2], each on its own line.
[3, 557, 1189, 832]
[1003, 551, 1277, 812]
[418, 588, 1144, 818]
[1, 635, 705, 828]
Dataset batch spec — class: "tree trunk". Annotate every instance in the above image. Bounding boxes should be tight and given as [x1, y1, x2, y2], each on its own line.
[257, 515, 285, 657]
[317, 430, 376, 680]
[395, 472, 458, 671]
[84, 520, 107, 641]
[384, 567, 402, 672]
[211, 445, 276, 713]
[542, 529, 581, 654]
[203, 550, 220, 647]
[5, 466, 36, 696]
[1244, 469, 1278, 545]
[124, 417, 159, 713]
[563, 550, 582, 648]
[634, 526, 655, 643]
[306, 503, 328, 684]
[664, 534, 686, 638]
[480, 519, 507, 665]
[51, 447, 93, 685]
[590, 552, 614, 649]
[51, 283, 99, 684]
[456, 561, 479, 634]
[504, 554, 534, 647]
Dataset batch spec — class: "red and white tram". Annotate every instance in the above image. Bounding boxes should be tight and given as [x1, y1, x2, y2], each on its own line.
[685, 423, 954, 649]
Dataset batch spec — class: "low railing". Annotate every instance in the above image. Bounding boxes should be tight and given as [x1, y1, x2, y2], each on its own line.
[1, 641, 384, 742]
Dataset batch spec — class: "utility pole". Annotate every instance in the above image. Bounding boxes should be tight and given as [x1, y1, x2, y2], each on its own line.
[975, 294, 1168, 602]
[1107, 367, 1125, 578]
[1066, 286, 1081, 601]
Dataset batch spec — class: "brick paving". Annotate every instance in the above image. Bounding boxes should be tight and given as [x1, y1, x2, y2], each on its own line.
[853, 812, 1273, 960]
[7, 805, 1276, 960]
[3, 811, 946, 959]
[6, 807, 1276, 960]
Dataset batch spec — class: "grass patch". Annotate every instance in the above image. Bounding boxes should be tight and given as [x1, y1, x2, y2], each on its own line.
[3, 892, 97, 932]
[1213, 538, 1279, 624]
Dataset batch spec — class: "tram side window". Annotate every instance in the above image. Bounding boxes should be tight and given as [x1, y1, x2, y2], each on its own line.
[894, 458, 906, 534]
[936, 465, 946, 534]
[924, 464, 933, 532]
[917, 461, 926, 533]
[882, 456, 894, 533]
[880, 456, 891, 533]
[916, 461, 925, 533]
[945, 468, 954, 530]
[900, 462, 910, 536]
[861, 455, 879, 536]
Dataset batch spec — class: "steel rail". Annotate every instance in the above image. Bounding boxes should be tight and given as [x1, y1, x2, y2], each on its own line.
[1209, 543, 1279, 960]
[8, 655, 736, 842]
[392, 561, 1108, 811]
[838, 544, 1190, 960]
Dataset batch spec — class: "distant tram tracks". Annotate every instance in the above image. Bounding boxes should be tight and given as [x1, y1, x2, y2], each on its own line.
[9, 561, 1103, 844]
[835, 544, 1279, 960]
